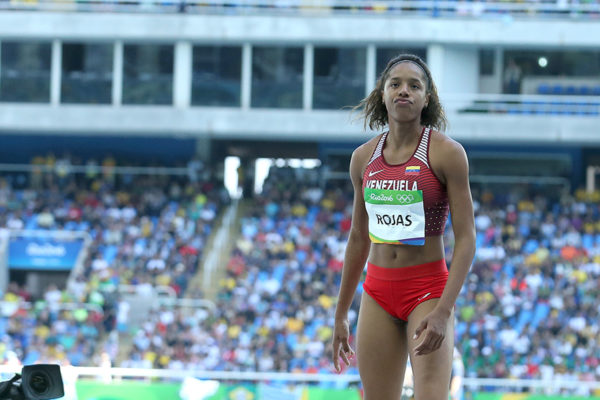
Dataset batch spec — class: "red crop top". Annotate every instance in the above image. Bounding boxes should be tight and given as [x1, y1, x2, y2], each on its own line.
[362, 127, 449, 237]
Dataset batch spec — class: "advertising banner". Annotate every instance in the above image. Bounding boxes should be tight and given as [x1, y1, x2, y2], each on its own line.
[8, 235, 84, 270]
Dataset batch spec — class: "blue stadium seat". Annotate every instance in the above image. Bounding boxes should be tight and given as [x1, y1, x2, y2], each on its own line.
[564, 85, 576, 95]
[551, 84, 564, 95]
[78, 221, 90, 231]
[25, 217, 38, 230]
[593, 86, 600, 96]
[515, 308, 534, 334]
[530, 303, 550, 329]
[273, 264, 286, 283]
[537, 84, 551, 95]
[102, 244, 118, 263]
[578, 86, 591, 96]
[64, 221, 78, 230]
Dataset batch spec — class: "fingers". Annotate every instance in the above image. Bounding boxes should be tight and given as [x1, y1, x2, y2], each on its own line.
[342, 341, 355, 360]
[332, 338, 355, 372]
[412, 320, 427, 340]
[414, 330, 445, 356]
[332, 338, 341, 372]
[339, 341, 355, 367]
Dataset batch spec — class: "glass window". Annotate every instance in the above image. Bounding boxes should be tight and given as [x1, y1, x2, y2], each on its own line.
[313, 47, 366, 110]
[123, 44, 173, 105]
[62, 43, 113, 104]
[479, 49, 495, 76]
[0, 42, 51, 103]
[376, 48, 427, 77]
[505, 50, 600, 77]
[192, 46, 241, 107]
[252, 47, 303, 109]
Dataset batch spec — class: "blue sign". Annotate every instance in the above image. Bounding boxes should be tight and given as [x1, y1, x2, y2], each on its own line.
[8, 237, 84, 271]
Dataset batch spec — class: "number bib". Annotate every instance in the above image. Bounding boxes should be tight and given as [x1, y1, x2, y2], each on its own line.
[364, 188, 425, 246]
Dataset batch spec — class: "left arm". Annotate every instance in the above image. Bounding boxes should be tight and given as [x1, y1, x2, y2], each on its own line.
[413, 137, 476, 355]
[434, 139, 476, 318]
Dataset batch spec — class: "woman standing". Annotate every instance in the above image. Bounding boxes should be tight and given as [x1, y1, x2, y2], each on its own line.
[332, 54, 476, 400]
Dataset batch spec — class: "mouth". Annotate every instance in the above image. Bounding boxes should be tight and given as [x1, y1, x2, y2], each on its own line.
[394, 98, 412, 104]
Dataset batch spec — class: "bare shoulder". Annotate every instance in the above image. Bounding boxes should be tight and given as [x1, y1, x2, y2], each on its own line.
[430, 130, 466, 157]
[429, 130, 468, 183]
[350, 133, 384, 175]
[353, 133, 383, 161]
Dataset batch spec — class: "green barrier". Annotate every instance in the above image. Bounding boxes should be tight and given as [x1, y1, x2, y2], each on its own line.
[75, 381, 361, 400]
[76, 380, 181, 400]
[474, 393, 600, 400]
[77, 381, 600, 400]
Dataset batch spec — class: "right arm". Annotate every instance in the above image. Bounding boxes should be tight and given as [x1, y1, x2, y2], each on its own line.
[332, 146, 371, 372]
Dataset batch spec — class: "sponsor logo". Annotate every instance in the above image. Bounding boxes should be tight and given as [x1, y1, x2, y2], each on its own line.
[370, 193, 393, 202]
[26, 243, 66, 257]
[368, 169, 385, 177]
[396, 194, 414, 203]
[417, 292, 432, 301]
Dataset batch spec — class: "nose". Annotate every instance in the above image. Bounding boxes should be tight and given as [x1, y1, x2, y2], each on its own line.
[398, 84, 409, 97]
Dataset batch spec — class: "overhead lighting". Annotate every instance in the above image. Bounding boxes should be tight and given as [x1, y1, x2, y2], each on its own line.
[538, 57, 548, 68]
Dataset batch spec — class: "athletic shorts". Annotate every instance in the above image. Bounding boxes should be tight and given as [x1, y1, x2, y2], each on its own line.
[362, 259, 448, 321]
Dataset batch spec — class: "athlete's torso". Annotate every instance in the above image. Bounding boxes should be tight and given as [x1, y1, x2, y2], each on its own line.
[362, 127, 449, 267]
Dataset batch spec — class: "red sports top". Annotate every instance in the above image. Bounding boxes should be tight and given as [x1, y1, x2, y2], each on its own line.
[362, 127, 449, 236]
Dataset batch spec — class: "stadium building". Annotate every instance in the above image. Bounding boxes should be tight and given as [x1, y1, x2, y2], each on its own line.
[0, 1, 600, 399]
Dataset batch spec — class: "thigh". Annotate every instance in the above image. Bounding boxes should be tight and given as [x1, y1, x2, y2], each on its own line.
[407, 299, 454, 400]
[357, 291, 408, 400]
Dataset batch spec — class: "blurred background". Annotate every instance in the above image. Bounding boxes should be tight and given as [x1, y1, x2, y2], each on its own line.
[0, 1, 600, 399]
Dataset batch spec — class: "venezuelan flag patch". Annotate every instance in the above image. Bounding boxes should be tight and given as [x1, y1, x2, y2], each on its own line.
[405, 165, 420, 174]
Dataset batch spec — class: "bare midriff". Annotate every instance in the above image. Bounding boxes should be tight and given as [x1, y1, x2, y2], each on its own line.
[368, 235, 445, 268]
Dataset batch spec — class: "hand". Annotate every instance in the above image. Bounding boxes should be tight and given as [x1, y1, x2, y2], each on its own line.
[332, 318, 355, 373]
[412, 308, 450, 356]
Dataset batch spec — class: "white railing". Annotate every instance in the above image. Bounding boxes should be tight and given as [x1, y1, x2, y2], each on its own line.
[442, 92, 600, 116]
[9, 229, 90, 241]
[1, 0, 599, 18]
[0, 163, 189, 176]
[462, 377, 600, 392]
[202, 200, 238, 293]
[117, 284, 217, 312]
[0, 366, 598, 393]
[118, 284, 178, 298]
[156, 297, 217, 312]
[0, 300, 103, 315]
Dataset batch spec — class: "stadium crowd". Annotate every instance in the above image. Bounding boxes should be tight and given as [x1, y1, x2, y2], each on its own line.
[1, 157, 600, 396]
[4, 0, 600, 17]
[121, 165, 600, 395]
[0, 155, 227, 367]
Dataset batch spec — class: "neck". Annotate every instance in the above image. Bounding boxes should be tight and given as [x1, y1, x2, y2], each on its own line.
[387, 120, 423, 148]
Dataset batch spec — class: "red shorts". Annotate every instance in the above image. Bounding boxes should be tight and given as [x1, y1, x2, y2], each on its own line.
[362, 259, 448, 321]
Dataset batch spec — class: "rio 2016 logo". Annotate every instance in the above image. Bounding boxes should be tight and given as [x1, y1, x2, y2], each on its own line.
[395, 194, 414, 204]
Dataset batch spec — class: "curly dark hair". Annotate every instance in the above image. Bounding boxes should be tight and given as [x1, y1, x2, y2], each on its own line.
[354, 53, 448, 132]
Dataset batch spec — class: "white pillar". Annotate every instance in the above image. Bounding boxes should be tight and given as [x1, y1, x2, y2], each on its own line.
[112, 41, 123, 106]
[587, 166, 599, 193]
[241, 43, 252, 110]
[366, 44, 376, 94]
[0, 41, 2, 96]
[173, 41, 192, 108]
[303, 44, 314, 110]
[495, 46, 504, 94]
[427, 44, 445, 95]
[50, 39, 62, 105]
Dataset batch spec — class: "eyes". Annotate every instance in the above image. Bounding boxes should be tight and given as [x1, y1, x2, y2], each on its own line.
[389, 82, 421, 90]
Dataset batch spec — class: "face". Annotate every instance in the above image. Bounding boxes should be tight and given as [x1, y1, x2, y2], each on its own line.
[381, 61, 430, 123]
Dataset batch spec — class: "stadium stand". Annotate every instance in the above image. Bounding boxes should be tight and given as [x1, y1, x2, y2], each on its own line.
[110, 162, 600, 396]
[2, 0, 600, 396]
[0, 159, 228, 368]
